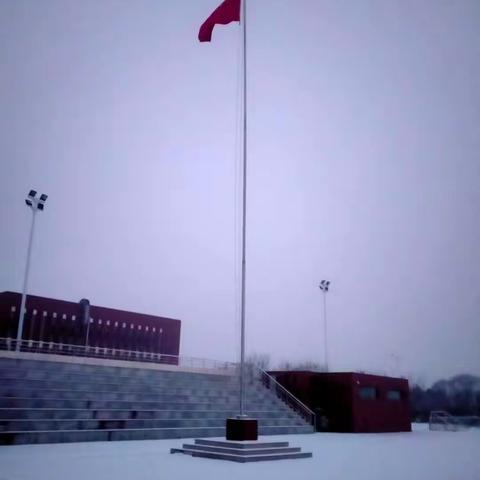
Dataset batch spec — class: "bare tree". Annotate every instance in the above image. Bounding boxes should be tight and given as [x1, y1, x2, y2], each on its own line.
[278, 360, 326, 372]
[245, 353, 271, 371]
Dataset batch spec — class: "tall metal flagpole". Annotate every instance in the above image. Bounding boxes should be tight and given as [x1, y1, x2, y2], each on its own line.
[239, 0, 248, 418]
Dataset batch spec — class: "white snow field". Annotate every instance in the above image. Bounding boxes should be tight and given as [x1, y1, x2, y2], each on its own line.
[0, 424, 478, 480]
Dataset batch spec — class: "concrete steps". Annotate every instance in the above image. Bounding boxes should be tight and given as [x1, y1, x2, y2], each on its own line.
[0, 361, 236, 382]
[0, 397, 284, 411]
[171, 439, 313, 463]
[0, 387, 281, 404]
[0, 376, 237, 390]
[0, 416, 306, 431]
[0, 356, 314, 444]
[0, 408, 299, 420]
[1, 425, 315, 445]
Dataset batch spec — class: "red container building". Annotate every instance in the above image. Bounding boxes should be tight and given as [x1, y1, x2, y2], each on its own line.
[269, 371, 411, 433]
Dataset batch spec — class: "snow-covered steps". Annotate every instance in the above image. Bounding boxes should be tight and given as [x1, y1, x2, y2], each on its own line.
[0, 417, 306, 431]
[0, 408, 300, 420]
[0, 425, 314, 445]
[171, 438, 313, 463]
[0, 356, 314, 444]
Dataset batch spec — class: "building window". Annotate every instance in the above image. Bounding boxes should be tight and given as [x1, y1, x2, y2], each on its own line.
[386, 390, 402, 400]
[359, 387, 377, 399]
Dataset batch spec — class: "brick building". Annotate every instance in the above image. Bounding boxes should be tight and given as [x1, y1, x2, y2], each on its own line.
[0, 291, 181, 357]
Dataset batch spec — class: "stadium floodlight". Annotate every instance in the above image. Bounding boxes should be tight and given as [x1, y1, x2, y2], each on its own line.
[25, 190, 37, 207]
[16, 190, 48, 351]
[38, 194, 48, 211]
[318, 280, 331, 372]
[319, 280, 330, 292]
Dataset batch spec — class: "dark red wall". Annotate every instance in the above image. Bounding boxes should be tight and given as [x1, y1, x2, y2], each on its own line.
[0, 291, 181, 357]
[350, 373, 411, 432]
[269, 370, 411, 433]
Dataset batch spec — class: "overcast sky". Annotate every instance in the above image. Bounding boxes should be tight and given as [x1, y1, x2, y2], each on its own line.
[1, 0, 479, 385]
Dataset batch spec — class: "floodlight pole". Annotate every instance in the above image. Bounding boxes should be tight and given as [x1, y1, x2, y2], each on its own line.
[322, 288, 328, 372]
[16, 209, 38, 351]
[319, 280, 330, 372]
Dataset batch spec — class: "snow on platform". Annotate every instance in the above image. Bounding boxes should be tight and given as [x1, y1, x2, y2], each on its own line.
[0, 424, 478, 480]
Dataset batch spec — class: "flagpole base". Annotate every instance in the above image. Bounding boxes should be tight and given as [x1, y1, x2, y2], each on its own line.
[226, 417, 258, 441]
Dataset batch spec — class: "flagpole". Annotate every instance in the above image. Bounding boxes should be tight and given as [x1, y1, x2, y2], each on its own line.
[198, 0, 255, 439]
[239, 0, 247, 418]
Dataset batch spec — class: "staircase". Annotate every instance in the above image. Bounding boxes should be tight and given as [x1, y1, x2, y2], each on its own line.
[171, 438, 313, 462]
[0, 355, 314, 445]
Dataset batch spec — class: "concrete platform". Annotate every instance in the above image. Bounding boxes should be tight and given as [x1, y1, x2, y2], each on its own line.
[170, 438, 313, 462]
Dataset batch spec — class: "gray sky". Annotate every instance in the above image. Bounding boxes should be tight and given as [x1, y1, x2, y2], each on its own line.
[1, 0, 479, 385]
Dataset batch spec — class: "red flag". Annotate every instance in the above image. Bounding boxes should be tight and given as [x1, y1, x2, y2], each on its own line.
[198, 0, 241, 42]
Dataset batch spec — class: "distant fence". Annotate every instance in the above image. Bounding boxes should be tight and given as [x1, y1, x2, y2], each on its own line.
[429, 410, 480, 431]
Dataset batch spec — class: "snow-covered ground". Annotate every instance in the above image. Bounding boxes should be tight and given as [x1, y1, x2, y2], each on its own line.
[0, 424, 479, 480]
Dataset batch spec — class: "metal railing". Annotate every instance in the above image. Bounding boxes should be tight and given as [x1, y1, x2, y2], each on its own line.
[0, 337, 236, 373]
[254, 367, 316, 426]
